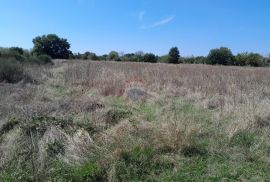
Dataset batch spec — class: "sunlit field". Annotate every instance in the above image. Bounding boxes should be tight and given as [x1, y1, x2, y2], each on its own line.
[1, 60, 270, 181]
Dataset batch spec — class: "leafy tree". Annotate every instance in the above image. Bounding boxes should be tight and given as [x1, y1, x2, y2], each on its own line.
[207, 47, 235, 65]
[168, 47, 180, 64]
[235, 52, 249, 66]
[142, 53, 158, 63]
[235, 52, 265, 67]
[32, 34, 72, 59]
[82, 52, 99, 60]
[246, 53, 265, 67]
[108, 51, 120, 61]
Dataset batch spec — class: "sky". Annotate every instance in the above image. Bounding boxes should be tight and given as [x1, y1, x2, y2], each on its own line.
[0, 0, 270, 56]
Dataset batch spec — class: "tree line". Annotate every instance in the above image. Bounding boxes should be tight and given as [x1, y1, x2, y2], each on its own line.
[1, 34, 270, 67]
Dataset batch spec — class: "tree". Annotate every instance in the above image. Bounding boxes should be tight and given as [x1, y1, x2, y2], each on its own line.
[235, 52, 265, 67]
[82, 52, 99, 60]
[168, 47, 180, 64]
[246, 53, 265, 67]
[108, 51, 120, 61]
[207, 47, 235, 65]
[32, 34, 72, 59]
[142, 53, 158, 63]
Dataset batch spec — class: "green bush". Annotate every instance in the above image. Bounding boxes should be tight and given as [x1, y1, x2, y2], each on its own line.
[37, 54, 53, 64]
[207, 47, 235, 65]
[108, 51, 119, 61]
[0, 58, 25, 83]
[142, 53, 158, 63]
[236, 52, 266, 67]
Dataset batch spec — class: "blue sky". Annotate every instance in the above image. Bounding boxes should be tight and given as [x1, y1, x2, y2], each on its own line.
[0, 0, 270, 56]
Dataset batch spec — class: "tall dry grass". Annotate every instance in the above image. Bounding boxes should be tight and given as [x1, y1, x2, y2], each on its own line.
[63, 60, 270, 124]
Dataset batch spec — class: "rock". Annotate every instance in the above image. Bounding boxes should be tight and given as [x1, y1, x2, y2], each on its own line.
[127, 88, 146, 102]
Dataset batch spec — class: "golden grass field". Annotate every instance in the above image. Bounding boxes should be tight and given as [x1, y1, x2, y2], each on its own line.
[0, 60, 270, 181]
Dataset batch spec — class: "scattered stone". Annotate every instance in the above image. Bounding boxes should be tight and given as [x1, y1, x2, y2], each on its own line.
[127, 88, 147, 102]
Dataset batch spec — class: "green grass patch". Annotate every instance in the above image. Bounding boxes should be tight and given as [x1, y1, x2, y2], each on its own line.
[136, 103, 157, 122]
[160, 155, 270, 181]
[230, 130, 257, 148]
[115, 147, 174, 181]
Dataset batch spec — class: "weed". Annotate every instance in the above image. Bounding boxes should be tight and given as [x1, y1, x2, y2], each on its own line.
[115, 147, 174, 181]
[230, 130, 257, 148]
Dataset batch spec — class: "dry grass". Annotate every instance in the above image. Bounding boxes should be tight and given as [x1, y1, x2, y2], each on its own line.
[64, 60, 270, 125]
[0, 60, 270, 181]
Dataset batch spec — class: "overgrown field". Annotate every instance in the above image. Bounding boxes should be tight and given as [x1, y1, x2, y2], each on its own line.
[0, 60, 270, 181]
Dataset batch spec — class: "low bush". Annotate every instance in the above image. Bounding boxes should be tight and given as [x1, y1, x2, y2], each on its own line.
[0, 58, 25, 83]
[37, 54, 53, 64]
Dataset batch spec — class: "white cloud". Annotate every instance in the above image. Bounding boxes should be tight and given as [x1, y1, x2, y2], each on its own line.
[138, 11, 145, 21]
[140, 16, 175, 29]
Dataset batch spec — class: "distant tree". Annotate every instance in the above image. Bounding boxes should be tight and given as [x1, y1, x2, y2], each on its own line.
[207, 47, 235, 65]
[32, 34, 72, 59]
[182, 56, 207, 64]
[246, 53, 265, 67]
[99, 54, 108, 61]
[142, 53, 158, 63]
[108, 51, 120, 61]
[168, 47, 180, 64]
[158, 55, 169, 63]
[235, 52, 249, 66]
[82, 52, 99, 60]
[235, 52, 265, 67]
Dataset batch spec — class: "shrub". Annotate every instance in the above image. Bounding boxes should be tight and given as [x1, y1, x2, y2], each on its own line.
[0, 58, 25, 83]
[235, 52, 265, 67]
[37, 54, 53, 64]
[158, 55, 169, 63]
[108, 51, 119, 61]
[9, 47, 24, 55]
[207, 47, 235, 65]
[142, 53, 158, 63]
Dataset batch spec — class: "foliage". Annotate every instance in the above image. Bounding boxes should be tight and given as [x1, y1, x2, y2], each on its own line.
[121, 53, 143, 62]
[142, 53, 158, 63]
[235, 52, 266, 67]
[0, 58, 25, 83]
[168, 47, 180, 64]
[158, 55, 169, 63]
[82, 52, 99, 60]
[182, 56, 207, 64]
[37, 54, 53, 64]
[9, 47, 24, 55]
[32, 34, 72, 59]
[108, 51, 120, 61]
[207, 47, 235, 65]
